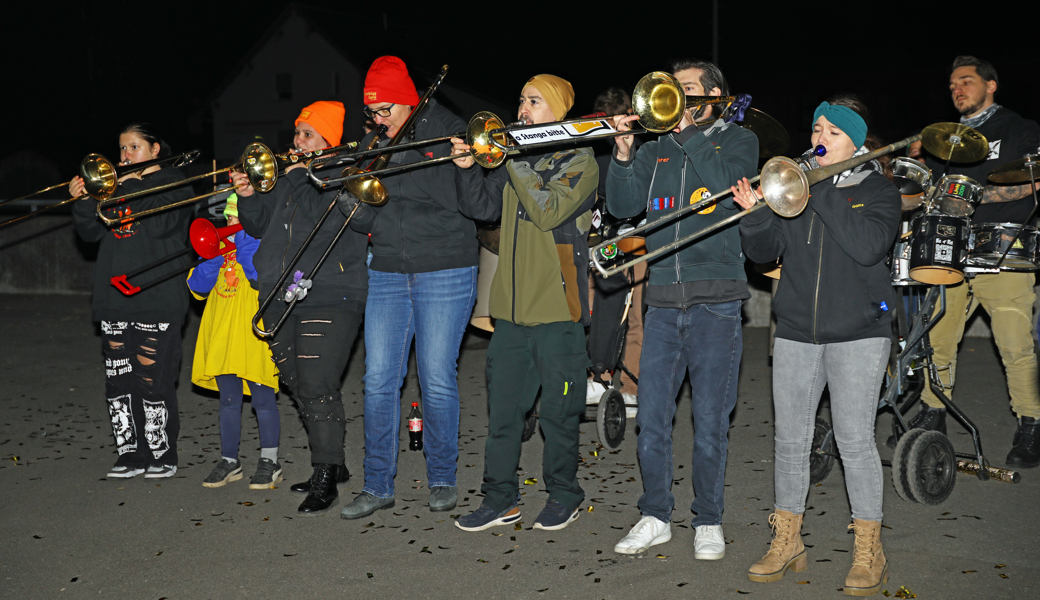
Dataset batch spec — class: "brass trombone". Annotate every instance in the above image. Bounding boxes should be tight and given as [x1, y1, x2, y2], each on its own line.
[591, 132, 927, 278]
[307, 71, 725, 188]
[0, 150, 199, 229]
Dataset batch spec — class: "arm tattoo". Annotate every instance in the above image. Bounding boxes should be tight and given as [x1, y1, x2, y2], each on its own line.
[980, 183, 1035, 204]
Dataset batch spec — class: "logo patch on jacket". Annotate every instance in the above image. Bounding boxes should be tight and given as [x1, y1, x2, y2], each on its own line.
[657, 158, 669, 163]
[652, 197, 675, 210]
[691, 187, 715, 214]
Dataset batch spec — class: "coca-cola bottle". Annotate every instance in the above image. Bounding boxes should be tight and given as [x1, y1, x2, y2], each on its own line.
[407, 401, 423, 451]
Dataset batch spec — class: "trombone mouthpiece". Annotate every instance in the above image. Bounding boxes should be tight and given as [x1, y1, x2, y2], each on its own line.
[811, 145, 826, 157]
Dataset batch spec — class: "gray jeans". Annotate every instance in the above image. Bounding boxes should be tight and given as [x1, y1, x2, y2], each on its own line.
[772, 336, 890, 521]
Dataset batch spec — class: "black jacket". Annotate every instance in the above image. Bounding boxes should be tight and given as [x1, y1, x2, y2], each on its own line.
[72, 167, 192, 324]
[348, 100, 478, 273]
[238, 167, 368, 315]
[740, 170, 901, 344]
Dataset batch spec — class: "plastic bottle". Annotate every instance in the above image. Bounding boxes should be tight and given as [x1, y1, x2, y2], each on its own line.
[407, 402, 423, 451]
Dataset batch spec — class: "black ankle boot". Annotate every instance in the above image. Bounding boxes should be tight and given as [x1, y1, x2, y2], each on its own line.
[290, 464, 350, 494]
[297, 464, 339, 516]
[1006, 417, 1040, 469]
[888, 406, 947, 447]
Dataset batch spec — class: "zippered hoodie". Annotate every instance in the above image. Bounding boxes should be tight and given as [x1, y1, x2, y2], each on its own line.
[238, 167, 368, 314]
[739, 171, 901, 344]
[456, 147, 598, 326]
[606, 119, 758, 285]
[348, 99, 478, 274]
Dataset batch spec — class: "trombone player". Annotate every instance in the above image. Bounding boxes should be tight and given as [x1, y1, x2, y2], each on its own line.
[607, 59, 758, 559]
[450, 74, 598, 532]
[233, 100, 370, 517]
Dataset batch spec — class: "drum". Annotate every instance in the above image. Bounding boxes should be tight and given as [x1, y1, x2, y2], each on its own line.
[933, 174, 984, 217]
[890, 241, 924, 286]
[909, 213, 970, 285]
[967, 222, 1040, 271]
[892, 157, 932, 196]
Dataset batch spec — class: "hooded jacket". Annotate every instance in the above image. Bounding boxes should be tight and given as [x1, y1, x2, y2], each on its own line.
[456, 147, 598, 327]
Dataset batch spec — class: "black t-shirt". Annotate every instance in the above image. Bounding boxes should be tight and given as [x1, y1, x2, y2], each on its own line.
[925, 107, 1040, 224]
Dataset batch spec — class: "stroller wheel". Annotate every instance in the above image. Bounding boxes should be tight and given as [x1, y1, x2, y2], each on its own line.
[906, 430, 957, 505]
[892, 428, 927, 503]
[809, 417, 835, 485]
[597, 390, 626, 449]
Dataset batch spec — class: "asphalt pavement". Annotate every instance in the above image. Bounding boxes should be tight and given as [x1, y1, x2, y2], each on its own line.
[1, 293, 1037, 600]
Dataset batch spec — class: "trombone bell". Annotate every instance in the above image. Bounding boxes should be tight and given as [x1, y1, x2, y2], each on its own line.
[241, 143, 279, 192]
[758, 157, 810, 218]
[632, 72, 686, 133]
[468, 111, 507, 168]
[80, 154, 119, 201]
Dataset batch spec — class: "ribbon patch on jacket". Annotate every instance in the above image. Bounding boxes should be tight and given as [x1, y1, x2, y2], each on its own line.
[652, 197, 676, 211]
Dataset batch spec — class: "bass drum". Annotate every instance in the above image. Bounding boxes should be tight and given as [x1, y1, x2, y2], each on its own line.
[968, 223, 1040, 271]
[909, 213, 970, 285]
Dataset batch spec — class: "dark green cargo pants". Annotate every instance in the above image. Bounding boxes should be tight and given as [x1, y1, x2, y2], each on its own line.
[481, 320, 590, 512]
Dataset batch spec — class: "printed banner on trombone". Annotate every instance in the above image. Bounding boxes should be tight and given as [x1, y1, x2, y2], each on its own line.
[509, 120, 617, 146]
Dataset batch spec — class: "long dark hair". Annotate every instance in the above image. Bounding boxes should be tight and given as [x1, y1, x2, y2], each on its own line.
[121, 123, 172, 159]
[823, 94, 893, 180]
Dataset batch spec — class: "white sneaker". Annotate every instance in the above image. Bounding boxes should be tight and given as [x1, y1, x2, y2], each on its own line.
[106, 465, 145, 479]
[694, 524, 726, 560]
[586, 379, 608, 405]
[614, 515, 672, 554]
[622, 392, 638, 418]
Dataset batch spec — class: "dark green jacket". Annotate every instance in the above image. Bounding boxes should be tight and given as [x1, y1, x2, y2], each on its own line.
[606, 120, 758, 285]
[457, 147, 598, 326]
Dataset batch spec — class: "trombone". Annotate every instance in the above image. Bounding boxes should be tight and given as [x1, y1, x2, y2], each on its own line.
[251, 66, 454, 338]
[307, 71, 728, 188]
[591, 132, 927, 278]
[94, 143, 285, 226]
[0, 150, 199, 229]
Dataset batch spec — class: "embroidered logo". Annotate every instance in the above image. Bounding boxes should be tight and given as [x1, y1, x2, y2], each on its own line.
[692, 187, 715, 214]
[987, 139, 1001, 160]
[652, 197, 676, 211]
[657, 158, 670, 163]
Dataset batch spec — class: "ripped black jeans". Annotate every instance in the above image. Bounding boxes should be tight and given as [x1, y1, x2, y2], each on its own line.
[267, 308, 363, 466]
[100, 321, 183, 468]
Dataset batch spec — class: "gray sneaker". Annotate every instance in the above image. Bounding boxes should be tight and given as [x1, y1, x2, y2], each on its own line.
[340, 491, 395, 520]
[429, 486, 457, 512]
[202, 459, 242, 488]
[248, 458, 283, 490]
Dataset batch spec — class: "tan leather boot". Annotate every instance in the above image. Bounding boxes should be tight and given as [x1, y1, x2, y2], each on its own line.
[844, 519, 888, 596]
[748, 510, 808, 582]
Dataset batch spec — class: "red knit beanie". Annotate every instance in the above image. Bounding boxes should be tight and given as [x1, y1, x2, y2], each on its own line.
[363, 56, 420, 107]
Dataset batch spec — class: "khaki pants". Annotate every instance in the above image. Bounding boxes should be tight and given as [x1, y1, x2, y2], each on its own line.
[921, 272, 1040, 418]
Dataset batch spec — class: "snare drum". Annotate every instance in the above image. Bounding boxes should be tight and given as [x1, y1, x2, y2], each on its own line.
[892, 157, 932, 196]
[909, 213, 970, 285]
[933, 174, 984, 217]
[890, 241, 924, 286]
[967, 222, 1040, 270]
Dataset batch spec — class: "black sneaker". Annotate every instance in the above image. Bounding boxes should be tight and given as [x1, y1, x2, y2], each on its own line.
[532, 499, 579, 531]
[144, 465, 178, 479]
[1006, 417, 1040, 469]
[202, 459, 242, 488]
[289, 464, 350, 494]
[248, 458, 283, 489]
[106, 464, 146, 479]
[455, 504, 521, 532]
[887, 406, 947, 447]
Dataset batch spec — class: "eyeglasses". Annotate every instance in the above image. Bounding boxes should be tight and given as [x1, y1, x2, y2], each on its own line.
[363, 104, 395, 118]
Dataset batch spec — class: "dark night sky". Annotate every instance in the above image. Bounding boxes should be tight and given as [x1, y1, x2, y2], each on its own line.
[3, 0, 1038, 184]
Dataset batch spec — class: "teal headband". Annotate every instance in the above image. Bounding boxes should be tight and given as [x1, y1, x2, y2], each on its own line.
[812, 102, 867, 149]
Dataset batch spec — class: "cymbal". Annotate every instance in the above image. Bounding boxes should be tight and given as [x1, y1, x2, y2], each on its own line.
[988, 154, 1040, 184]
[735, 108, 790, 160]
[921, 122, 989, 163]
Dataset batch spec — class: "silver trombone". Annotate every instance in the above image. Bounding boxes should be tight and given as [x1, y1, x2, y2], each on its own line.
[591, 132, 927, 278]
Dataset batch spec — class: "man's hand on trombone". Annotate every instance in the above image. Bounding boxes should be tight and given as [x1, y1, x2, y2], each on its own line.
[731, 177, 762, 211]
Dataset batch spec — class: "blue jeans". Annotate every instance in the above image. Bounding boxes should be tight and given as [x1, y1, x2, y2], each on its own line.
[362, 266, 478, 497]
[636, 301, 742, 527]
[214, 374, 279, 460]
